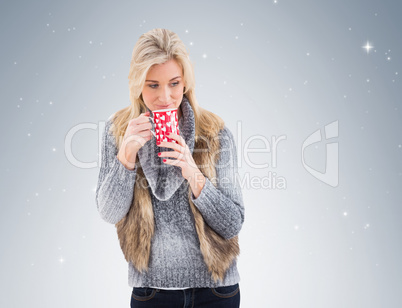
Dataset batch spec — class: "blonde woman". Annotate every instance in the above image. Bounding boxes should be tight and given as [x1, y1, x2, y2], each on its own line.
[96, 28, 245, 308]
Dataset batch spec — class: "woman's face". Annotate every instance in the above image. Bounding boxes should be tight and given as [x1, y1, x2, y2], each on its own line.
[142, 59, 185, 115]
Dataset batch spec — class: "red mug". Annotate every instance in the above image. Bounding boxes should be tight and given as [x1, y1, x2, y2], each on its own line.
[150, 108, 180, 145]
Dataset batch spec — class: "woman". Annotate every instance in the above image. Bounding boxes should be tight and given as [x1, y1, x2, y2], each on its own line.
[95, 28, 245, 307]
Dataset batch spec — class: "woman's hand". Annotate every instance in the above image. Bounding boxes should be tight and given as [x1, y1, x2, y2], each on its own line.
[117, 111, 153, 170]
[158, 133, 206, 198]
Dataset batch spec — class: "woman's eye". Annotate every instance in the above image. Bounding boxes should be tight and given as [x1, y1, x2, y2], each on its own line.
[148, 82, 179, 89]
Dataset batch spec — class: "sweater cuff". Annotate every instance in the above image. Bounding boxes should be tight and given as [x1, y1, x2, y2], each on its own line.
[190, 176, 213, 205]
[110, 155, 137, 184]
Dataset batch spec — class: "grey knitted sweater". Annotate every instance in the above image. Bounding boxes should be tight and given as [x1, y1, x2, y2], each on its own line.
[95, 97, 245, 288]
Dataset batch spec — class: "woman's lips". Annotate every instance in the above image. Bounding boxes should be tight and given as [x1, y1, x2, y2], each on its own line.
[156, 104, 172, 109]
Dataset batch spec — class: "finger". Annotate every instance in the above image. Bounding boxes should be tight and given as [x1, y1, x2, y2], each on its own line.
[134, 121, 153, 132]
[128, 112, 152, 126]
[167, 133, 185, 146]
[127, 123, 151, 135]
[158, 141, 183, 152]
[124, 130, 152, 143]
[159, 151, 185, 161]
[136, 131, 152, 139]
[162, 158, 183, 167]
[136, 116, 153, 126]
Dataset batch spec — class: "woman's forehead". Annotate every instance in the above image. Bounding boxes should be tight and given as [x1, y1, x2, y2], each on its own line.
[146, 59, 183, 80]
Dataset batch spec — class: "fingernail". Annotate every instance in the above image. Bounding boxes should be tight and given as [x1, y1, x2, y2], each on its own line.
[158, 152, 161, 156]
[163, 159, 167, 163]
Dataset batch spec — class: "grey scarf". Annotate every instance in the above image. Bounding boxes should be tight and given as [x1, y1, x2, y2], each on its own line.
[138, 95, 195, 201]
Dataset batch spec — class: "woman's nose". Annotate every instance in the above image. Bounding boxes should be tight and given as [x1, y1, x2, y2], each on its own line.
[158, 86, 171, 102]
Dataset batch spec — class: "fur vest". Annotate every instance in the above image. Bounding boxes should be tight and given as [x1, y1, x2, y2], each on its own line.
[114, 97, 239, 283]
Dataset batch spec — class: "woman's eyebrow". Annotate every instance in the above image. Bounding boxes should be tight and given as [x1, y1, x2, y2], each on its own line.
[145, 76, 181, 82]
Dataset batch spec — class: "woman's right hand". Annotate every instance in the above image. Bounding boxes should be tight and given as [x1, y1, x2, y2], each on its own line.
[117, 111, 153, 170]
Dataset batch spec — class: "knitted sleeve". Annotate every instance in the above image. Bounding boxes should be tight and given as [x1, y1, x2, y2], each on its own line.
[95, 119, 138, 224]
[190, 126, 245, 239]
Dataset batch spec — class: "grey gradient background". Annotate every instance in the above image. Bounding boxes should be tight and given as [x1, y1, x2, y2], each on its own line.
[1, 0, 401, 307]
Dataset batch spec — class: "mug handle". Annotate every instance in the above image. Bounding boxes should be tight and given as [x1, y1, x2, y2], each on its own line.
[148, 116, 156, 137]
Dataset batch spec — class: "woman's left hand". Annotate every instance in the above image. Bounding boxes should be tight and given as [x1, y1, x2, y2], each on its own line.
[158, 133, 199, 180]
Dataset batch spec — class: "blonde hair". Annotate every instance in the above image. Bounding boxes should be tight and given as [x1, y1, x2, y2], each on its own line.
[109, 28, 224, 150]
